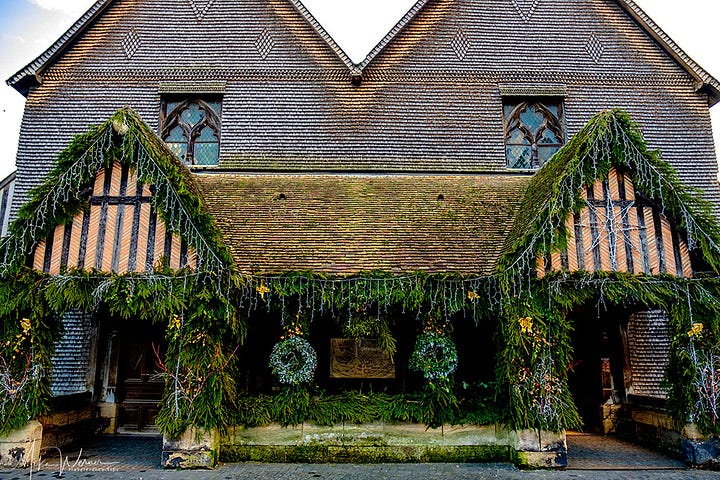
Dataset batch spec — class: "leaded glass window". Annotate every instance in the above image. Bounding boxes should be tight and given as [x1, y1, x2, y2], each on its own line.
[161, 98, 221, 166]
[503, 99, 564, 169]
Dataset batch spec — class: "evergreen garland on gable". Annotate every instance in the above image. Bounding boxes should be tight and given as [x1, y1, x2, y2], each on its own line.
[500, 109, 720, 281]
[0, 107, 235, 279]
[495, 110, 720, 434]
[2, 108, 720, 438]
[0, 108, 241, 437]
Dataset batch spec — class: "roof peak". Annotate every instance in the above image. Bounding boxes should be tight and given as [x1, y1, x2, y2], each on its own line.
[289, 0, 430, 78]
[4, 0, 720, 97]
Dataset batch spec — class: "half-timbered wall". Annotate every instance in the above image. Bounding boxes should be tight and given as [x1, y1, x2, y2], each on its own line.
[539, 168, 692, 278]
[32, 162, 196, 274]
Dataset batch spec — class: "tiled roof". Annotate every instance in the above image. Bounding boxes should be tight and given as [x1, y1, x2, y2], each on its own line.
[6, 0, 720, 103]
[194, 173, 530, 275]
[6, 0, 113, 95]
[617, 0, 720, 103]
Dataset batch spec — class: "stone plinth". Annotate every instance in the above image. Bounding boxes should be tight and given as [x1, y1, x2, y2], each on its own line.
[223, 423, 514, 464]
[682, 424, 720, 469]
[39, 404, 96, 449]
[512, 429, 567, 469]
[600, 403, 623, 435]
[162, 427, 219, 469]
[0, 421, 43, 467]
[98, 402, 120, 434]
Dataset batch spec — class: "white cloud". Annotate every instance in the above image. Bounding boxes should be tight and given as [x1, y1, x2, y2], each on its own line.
[28, 0, 94, 15]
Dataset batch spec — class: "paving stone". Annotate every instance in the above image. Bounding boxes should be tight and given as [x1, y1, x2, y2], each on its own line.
[2, 433, 720, 480]
[566, 432, 685, 470]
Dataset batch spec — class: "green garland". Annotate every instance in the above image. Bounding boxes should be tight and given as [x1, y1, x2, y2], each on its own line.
[0, 272, 60, 436]
[492, 110, 720, 433]
[232, 389, 499, 429]
[1, 107, 720, 440]
[501, 109, 720, 280]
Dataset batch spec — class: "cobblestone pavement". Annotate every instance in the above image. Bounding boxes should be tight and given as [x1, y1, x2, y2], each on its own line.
[2, 433, 720, 480]
[566, 432, 686, 470]
[2, 462, 720, 480]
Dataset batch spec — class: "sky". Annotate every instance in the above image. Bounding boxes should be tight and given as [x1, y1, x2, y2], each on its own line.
[0, 0, 719, 181]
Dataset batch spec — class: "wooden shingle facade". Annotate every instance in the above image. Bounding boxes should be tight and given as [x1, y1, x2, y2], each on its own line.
[3, 0, 720, 464]
[7, 0, 719, 217]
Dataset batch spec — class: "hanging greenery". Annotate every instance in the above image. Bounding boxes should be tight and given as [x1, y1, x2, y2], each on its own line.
[0, 108, 234, 284]
[500, 109, 720, 287]
[2, 107, 720, 440]
[0, 108, 240, 437]
[484, 110, 720, 434]
[495, 289, 580, 432]
[236, 272, 499, 328]
[0, 270, 61, 436]
[232, 389, 500, 429]
[341, 311, 397, 357]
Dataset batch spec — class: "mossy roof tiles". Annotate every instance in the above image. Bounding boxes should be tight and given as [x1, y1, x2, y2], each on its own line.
[194, 173, 530, 275]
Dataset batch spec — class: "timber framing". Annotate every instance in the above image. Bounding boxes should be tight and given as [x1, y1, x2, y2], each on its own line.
[0, 107, 231, 277]
[31, 161, 194, 275]
[538, 168, 693, 278]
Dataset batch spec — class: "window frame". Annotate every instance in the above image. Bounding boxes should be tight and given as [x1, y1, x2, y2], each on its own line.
[502, 96, 566, 170]
[160, 96, 222, 167]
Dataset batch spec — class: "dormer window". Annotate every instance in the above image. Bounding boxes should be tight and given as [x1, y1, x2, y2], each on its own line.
[161, 97, 221, 166]
[503, 98, 564, 169]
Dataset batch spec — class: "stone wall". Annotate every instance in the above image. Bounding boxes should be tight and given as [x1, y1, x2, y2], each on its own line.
[221, 423, 564, 467]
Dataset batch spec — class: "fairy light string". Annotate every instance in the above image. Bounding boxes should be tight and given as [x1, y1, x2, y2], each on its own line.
[2, 108, 720, 434]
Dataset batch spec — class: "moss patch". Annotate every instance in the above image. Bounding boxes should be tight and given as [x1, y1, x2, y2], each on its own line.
[221, 444, 514, 464]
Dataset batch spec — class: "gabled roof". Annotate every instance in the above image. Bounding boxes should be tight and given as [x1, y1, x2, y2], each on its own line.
[617, 0, 720, 104]
[7, 0, 113, 95]
[6, 0, 720, 98]
[195, 173, 529, 276]
[0, 107, 233, 276]
[287, 0, 433, 77]
[500, 109, 720, 277]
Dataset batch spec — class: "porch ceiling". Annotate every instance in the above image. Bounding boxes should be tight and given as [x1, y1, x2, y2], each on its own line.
[194, 173, 530, 276]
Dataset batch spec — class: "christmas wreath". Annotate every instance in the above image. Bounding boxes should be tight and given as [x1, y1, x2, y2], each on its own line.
[409, 331, 458, 380]
[269, 336, 318, 386]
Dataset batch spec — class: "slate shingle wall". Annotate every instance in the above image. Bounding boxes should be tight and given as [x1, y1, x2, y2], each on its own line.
[0, 172, 15, 237]
[627, 310, 670, 399]
[9, 0, 719, 217]
[50, 311, 93, 397]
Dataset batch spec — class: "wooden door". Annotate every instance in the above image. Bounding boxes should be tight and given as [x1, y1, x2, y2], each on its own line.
[117, 322, 165, 432]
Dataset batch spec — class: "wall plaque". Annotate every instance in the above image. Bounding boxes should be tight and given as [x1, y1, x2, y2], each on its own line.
[330, 338, 395, 379]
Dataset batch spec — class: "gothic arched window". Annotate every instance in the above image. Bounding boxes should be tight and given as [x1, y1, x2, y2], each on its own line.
[161, 98, 221, 166]
[504, 99, 564, 169]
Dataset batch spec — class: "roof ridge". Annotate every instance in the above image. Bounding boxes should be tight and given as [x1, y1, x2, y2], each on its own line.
[5, 0, 720, 97]
[6, 0, 114, 94]
[289, 0, 431, 78]
[356, 0, 432, 71]
[286, 0, 358, 74]
[614, 0, 720, 105]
